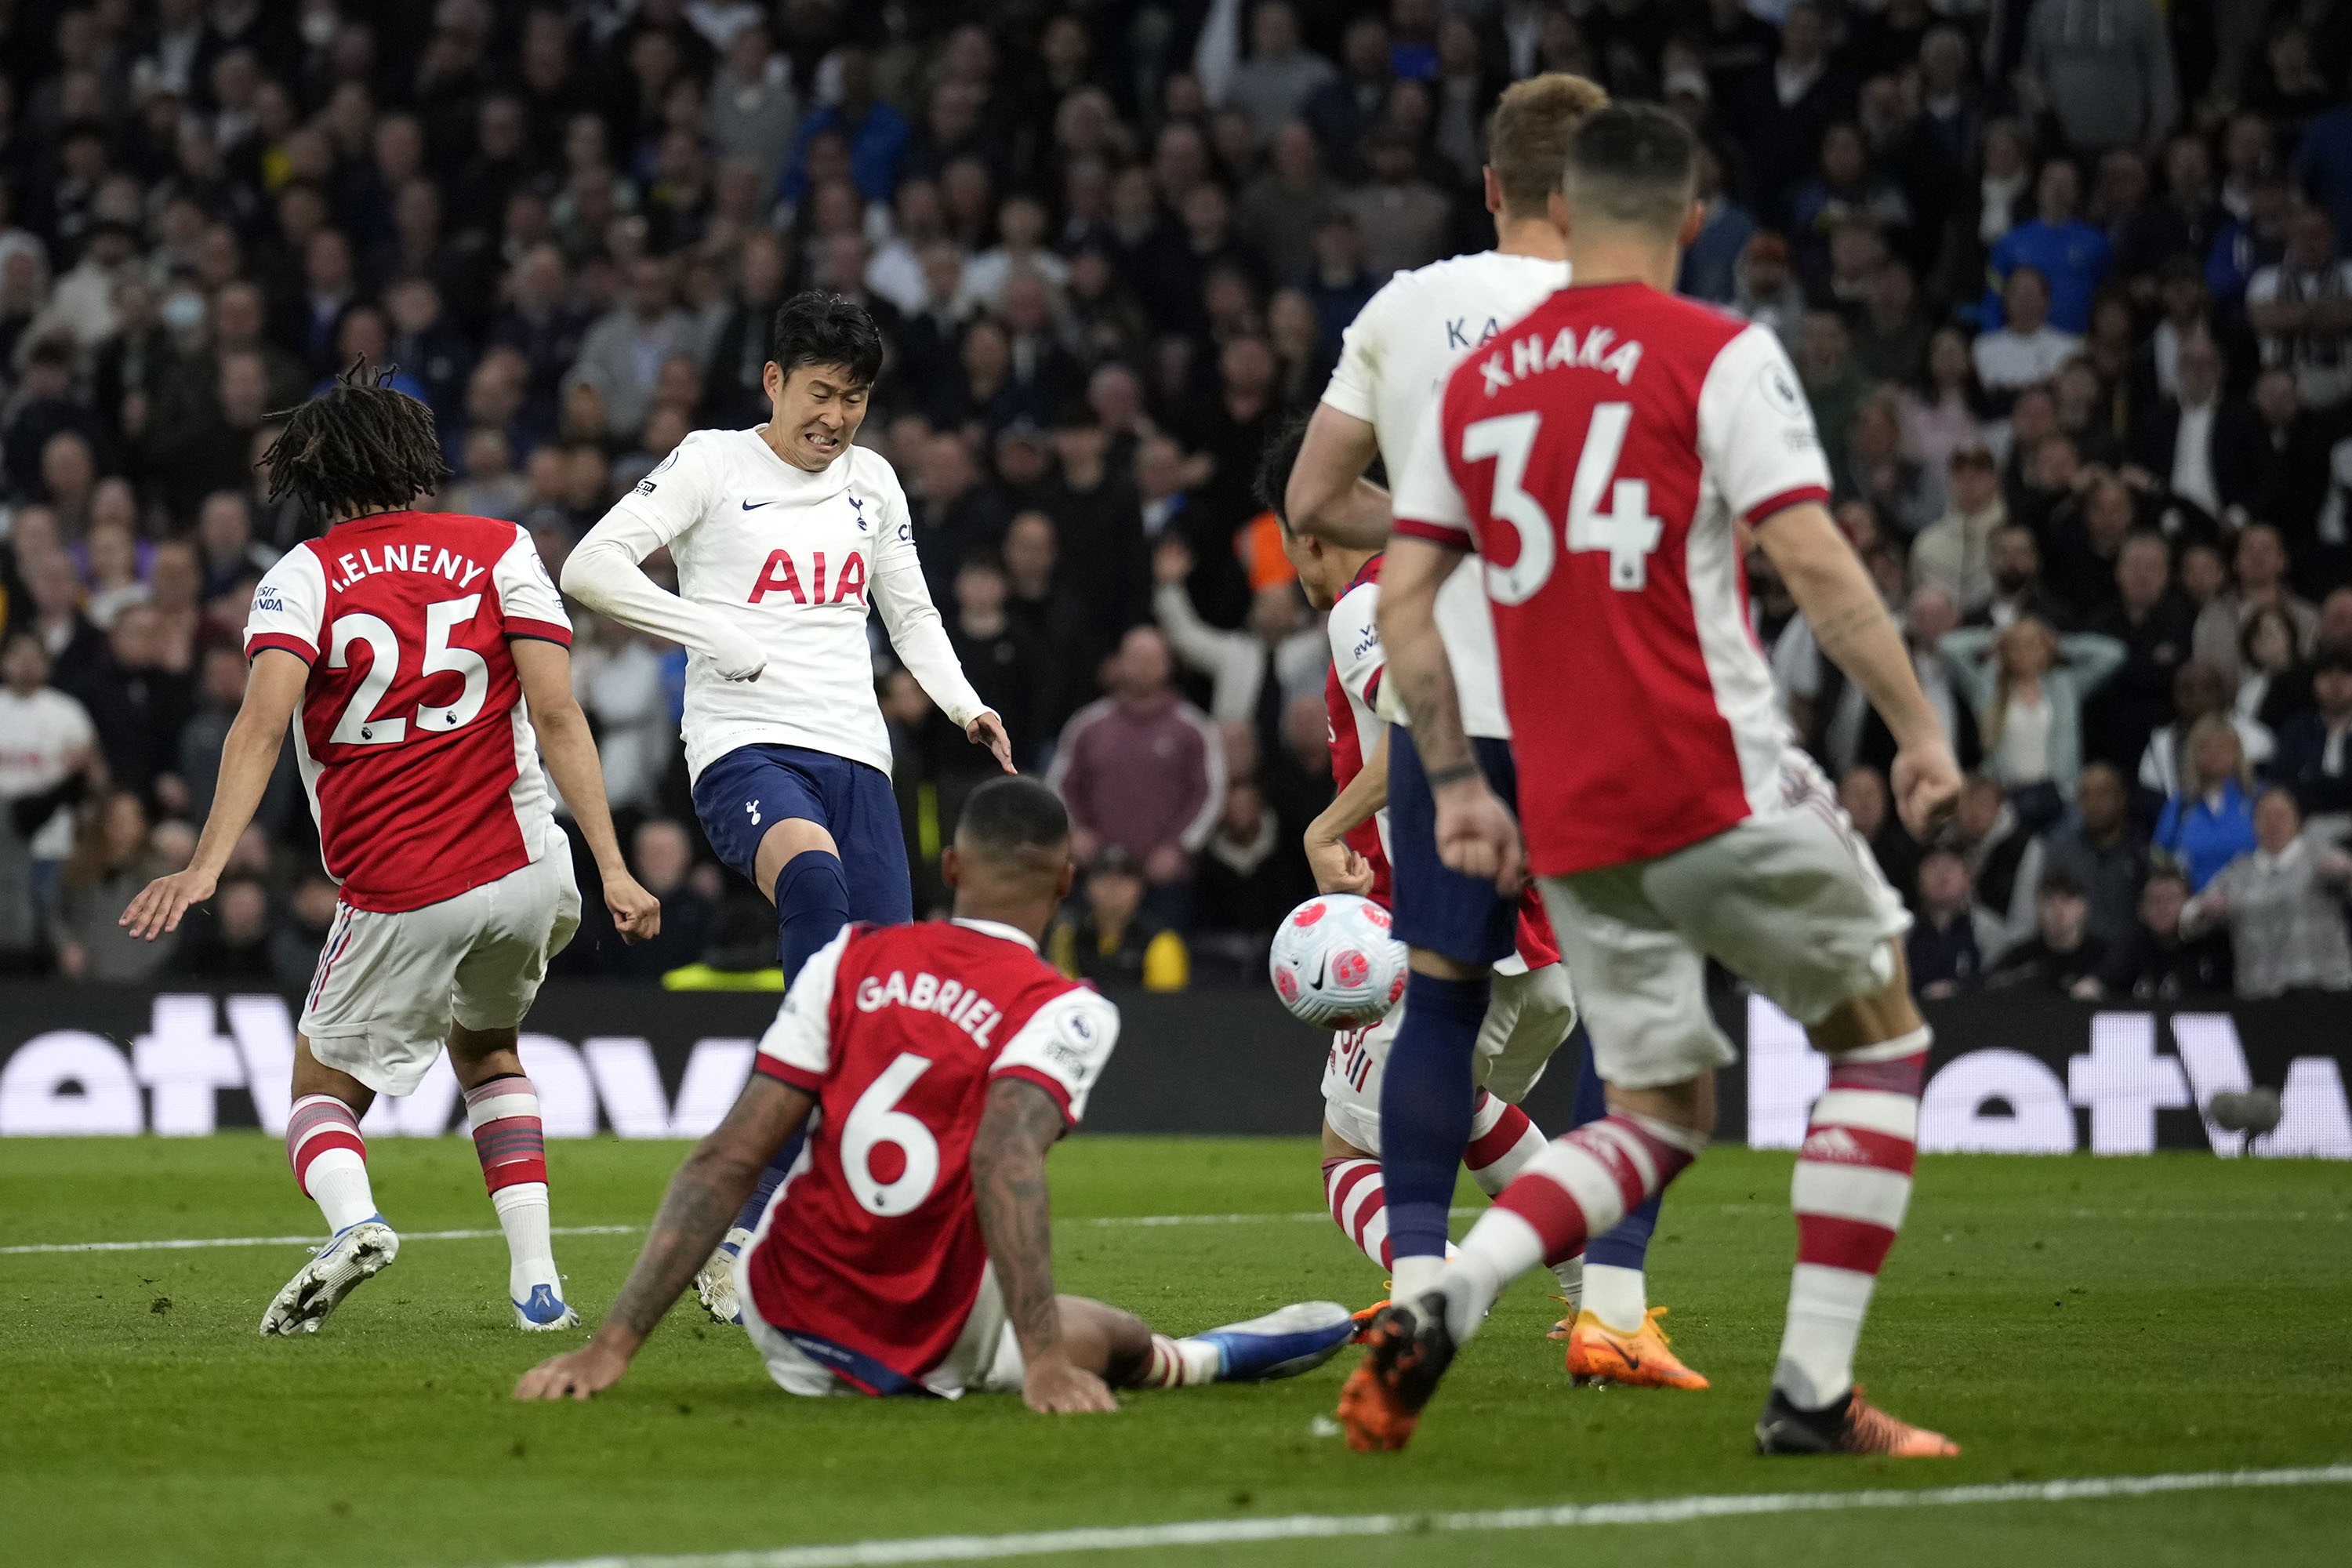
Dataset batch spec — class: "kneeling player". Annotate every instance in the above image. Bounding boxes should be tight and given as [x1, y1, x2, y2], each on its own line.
[1271, 426, 1703, 1388]
[517, 778, 1354, 1410]
[122, 369, 660, 1334]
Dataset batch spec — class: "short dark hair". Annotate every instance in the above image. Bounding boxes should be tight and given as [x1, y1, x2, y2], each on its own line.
[768, 290, 884, 388]
[1564, 103, 1697, 232]
[1255, 413, 1312, 532]
[956, 775, 1070, 861]
[263, 362, 452, 520]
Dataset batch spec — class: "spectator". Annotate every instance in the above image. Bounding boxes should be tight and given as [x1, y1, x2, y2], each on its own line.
[1907, 846, 1998, 998]
[1985, 869, 2107, 997]
[608, 819, 717, 982]
[1900, 330, 1987, 484]
[1953, 771, 2043, 949]
[1940, 616, 2124, 810]
[1341, 125, 1452, 278]
[170, 873, 277, 980]
[1194, 777, 1305, 940]
[0, 630, 95, 913]
[1795, 310, 1870, 476]
[1047, 625, 1225, 898]
[1236, 123, 1341, 286]
[944, 554, 1049, 771]
[1740, 2, 1853, 218]
[1219, 3, 1339, 142]
[1911, 443, 2006, 613]
[1047, 847, 1189, 991]
[1677, 141, 1758, 305]
[2192, 524, 2318, 688]
[2270, 648, 2352, 818]
[2132, 329, 2258, 525]
[2096, 868, 2231, 998]
[2154, 713, 2259, 891]
[779, 46, 907, 208]
[52, 789, 172, 983]
[2140, 659, 2274, 801]
[1982, 159, 2111, 335]
[1151, 536, 1325, 748]
[1971, 267, 2081, 403]
[909, 432, 1013, 601]
[2023, 0, 2177, 157]
[1731, 231, 1806, 347]
[2179, 787, 2352, 998]
[267, 872, 341, 993]
[2235, 605, 2311, 731]
[569, 256, 699, 443]
[1969, 524, 2076, 632]
[2038, 761, 2151, 947]
[2244, 205, 2352, 415]
[2085, 532, 2198, 771]
[1838, 763, 1918, 904]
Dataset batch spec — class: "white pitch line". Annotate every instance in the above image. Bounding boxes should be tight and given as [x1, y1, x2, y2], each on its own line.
[0, 1210, 1465, 1256]
[506, 1465, 2352, 1568]
[0, 1225, 641, 1256]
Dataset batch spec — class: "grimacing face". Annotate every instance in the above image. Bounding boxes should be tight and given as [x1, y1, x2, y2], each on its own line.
[764, 361, 870, 472]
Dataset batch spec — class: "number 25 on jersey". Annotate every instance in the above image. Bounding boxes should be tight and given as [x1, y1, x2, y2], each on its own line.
[1463, 405, 1661, 602]
[326, 594, 490, 746]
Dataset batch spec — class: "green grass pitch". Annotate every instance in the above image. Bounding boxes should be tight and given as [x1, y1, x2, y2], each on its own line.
[3, 1135, 2348, 1567]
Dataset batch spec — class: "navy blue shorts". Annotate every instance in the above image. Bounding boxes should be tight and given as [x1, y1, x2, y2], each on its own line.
[1386, 727, 1522, 967]
[691, 744, 913, 924]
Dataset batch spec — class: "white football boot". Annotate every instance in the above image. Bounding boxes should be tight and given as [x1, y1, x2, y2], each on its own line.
[693, 1227, 753, 1325]
[514, 1282, 579, 1331]
[260, 1219, 399, 1336]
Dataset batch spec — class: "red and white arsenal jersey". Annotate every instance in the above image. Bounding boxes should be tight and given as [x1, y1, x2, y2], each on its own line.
[244, 512, 572, 913]
[1323, 557, 1392, 907]
[746, 918, 1120, 1393]
[1391, 281, 1830, 878]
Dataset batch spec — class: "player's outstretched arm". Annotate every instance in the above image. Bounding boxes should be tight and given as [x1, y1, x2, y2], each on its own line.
[515, 1074, 814, 1400]
[971, 1076, 1116, 1414]
[1376, 535, 1524, 893]
[1305, 726, 1385, 895]
[119, 649, 306, 941]
[1757, 500, 1962, 837]
[510, 637, 661, 943]
[1285, 404, 1394, 549]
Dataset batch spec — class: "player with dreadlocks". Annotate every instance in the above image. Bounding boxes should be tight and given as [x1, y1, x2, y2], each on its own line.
[124, 365, 662, 1336]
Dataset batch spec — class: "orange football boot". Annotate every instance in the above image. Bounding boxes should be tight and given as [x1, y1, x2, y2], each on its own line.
[1561, 1306, 1709, 1390]
[1755, 1385, 1959, 1457]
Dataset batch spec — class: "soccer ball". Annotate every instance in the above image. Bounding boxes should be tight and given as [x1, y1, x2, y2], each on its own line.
[1269, 894, 1407, 1029]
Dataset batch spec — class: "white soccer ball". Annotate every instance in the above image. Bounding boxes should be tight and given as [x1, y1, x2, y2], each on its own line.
[1269, 894, 1407, 1029]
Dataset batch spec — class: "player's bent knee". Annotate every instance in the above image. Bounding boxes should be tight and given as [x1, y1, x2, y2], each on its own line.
[753, 817, 840, 904]
[1811, 945, 1925, 1057]
[1055, 1295, 1153, 1382]
[447, 1023, 524, 1087]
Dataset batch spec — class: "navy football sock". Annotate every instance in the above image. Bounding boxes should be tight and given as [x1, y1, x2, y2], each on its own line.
[1566, 1025, 1660, 1274]
[774, 848, 851, 983]
[1380, 969, 1490, 1279]
[731, 850, 851, 1238]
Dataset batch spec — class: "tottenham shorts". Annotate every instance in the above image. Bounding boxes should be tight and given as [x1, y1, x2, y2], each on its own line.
[1318, 962, 1579, 1154]
[691, 742, 913, 920]
[300, 821, 582, 1096]
[739, 1256, 1024, 1400]
[1538, 759, 1910, 1092]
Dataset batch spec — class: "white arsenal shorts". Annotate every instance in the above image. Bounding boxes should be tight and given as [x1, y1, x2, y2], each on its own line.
[1318, 960, 1578, 1155]
[299, 822, 583, 1095]
[739, 1254, 1025, 1400]
[1538, 757, 1911, 1091]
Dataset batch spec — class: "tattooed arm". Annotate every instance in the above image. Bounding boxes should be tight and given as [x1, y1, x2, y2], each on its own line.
[514, 1075, 814, 1400]
[1758, 500, 1961, 837]
[970, 1076, 1116, 1414]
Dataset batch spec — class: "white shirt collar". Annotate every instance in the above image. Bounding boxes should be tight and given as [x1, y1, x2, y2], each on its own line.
[953, 916, 1039, 952]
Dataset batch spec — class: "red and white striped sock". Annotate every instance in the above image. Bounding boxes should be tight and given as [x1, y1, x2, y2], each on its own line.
[1446, 1112, 1706, 1337]
[286, 1093, 376, 1233]
[1323, 1156, 1392, 1270]
[1775, 1033, 1929, 1410]
[1463, 1092, 1584, 1298]
[1462, 1092, 1547, 1196]
[1137, 1333, 1221, 1388]
[466, 1074, 557, 1298]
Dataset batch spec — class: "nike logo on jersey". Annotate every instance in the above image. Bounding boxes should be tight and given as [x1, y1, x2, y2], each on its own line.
[748, 548, 868, 607]
[742, 498, 780, 510]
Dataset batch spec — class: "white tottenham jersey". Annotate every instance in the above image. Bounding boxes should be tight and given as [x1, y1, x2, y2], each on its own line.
[1319, 250, 1570, 739]
[577, 427, 985, 779]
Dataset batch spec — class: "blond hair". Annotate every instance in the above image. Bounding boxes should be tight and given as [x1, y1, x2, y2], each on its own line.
[1486, 73, 1610, 216]
[2180, 713, 2249, 797]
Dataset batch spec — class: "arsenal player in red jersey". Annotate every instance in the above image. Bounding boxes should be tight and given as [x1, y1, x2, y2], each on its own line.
[517, 777, 1355, 1411]
[122, 368, 659, 1337]
[1344, 106, 1964, 1457]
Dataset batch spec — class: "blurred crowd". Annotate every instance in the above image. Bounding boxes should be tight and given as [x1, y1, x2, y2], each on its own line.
[1, 0, 2350, 998]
